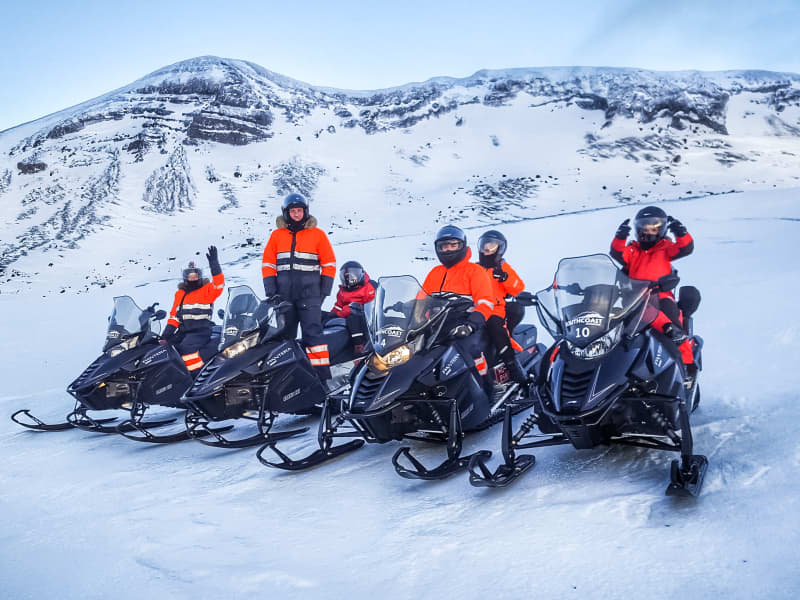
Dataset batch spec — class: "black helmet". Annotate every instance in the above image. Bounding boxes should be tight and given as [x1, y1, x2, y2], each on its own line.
[340, 260, 366, 291]
[477, 229, 507, 268]
[182, 260, 203, 290]
[634, 205, 668, 250]
[434, 225, 468, 267]
[281, 193, 309, 225]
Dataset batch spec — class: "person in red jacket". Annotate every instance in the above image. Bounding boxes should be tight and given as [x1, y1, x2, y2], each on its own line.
[324, 260, 377, 353]
[476, 230, 528, 384]
[162, 246, 225, 373]
[262, 193, 336, 380]
[421, 225, 495, 386]
[610, 205, 695, 371]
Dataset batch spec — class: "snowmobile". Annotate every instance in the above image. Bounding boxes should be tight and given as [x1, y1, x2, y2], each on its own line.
[11, 296, 211, 438]
[257, 275, 547, 480]
[468, 254, 707, 497]
[176, 285, 361, 449]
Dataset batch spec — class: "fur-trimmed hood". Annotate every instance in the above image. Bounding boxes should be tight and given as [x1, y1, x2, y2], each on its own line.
[276, 214, 318, 229]
[178, 278, 209, 291]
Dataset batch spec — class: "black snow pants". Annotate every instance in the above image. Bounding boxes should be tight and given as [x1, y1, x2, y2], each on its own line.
[284, 297, 331, 380]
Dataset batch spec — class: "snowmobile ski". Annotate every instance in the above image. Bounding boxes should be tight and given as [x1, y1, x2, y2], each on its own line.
[666, 455, 708, 497]
[10, 409, 83, 431]
[467, 404, 537, 488]
[184, 409, 309, 449]
[256, 438, 365, 470]
[392, 447, 492, 480]
[66, 408, 175, 434]
[257, 395, 365, 470]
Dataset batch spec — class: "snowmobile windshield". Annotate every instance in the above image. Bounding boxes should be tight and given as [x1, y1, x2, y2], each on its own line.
[220, 286, 281, 350]
[105, 296, 160, 351]
[536, 254, 651, 348]
[367, 275, 450, 355]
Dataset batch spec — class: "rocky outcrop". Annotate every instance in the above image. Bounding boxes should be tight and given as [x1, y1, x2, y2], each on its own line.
[141, 145, 195, 213]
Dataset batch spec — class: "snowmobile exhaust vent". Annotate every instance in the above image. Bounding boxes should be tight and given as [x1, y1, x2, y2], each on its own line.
[352, 377, 383, 410]
[192, 362, 220, 388]
[560, 369, 594, 408]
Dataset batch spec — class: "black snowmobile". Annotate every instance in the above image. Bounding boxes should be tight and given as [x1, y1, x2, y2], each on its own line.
[257, 275, 547, 480]
[177, 285, 361, 449]
[468, 254, 707, 497]
[11, 296, 211, 438]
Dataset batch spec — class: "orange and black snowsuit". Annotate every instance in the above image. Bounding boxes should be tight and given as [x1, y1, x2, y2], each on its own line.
[261, 215, 336, 376]
[164, 270, 225, 372]
[421, 248, 495, 377]
[478, 260, 526, 360]
[611, 231, 695, 364]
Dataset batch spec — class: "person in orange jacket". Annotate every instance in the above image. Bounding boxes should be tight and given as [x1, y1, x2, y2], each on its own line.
[421, 225, 495, 387]
[262, 193, 336, 380]
[476, 230, 528, 384]
[162, 246, 225, 373]
[610, 205, 696, 378]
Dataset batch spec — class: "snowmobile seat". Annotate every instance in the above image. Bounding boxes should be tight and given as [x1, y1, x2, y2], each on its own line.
[324, 317, 347, 330]
[511, 324, 537, 351]
[322, 320, 354, 363]
[677, 286, 701, 319]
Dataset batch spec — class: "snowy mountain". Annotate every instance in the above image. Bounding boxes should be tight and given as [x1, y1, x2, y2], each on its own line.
[1, 56, 800, 296]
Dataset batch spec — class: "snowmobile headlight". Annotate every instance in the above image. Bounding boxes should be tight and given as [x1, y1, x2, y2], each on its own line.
[370, 345, 412, 371]
[567, 324, 623, 359]
[107, 336, 139, 357]
[222, 332, 260, 359]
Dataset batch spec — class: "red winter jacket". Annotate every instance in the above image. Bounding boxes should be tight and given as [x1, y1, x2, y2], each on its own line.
[331, 275, 377, 317]
[610, 233, 694, 298]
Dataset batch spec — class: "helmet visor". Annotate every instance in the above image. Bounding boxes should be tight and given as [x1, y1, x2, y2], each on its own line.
[435, 238, 464, 254]
[341, 266, 364, 288]
[635, 216, 666, 242]
[478, 234, 506, 256]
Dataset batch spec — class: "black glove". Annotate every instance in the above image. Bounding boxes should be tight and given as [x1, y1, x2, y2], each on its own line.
[263, 276, 276, 298]
[515, 291, 535, 306]
[206, 245, 221, 275]
[320, 275, 334, 298]
[349, 302, 364, 316]
[663, 323, 689, 346]
[265, 294, 283, 305]
[492, 266, 508, 282]
[387, 301, 405, 313]
[615, 218, 631, 240]
[162, 323, 177, 343]
[667, 217, 687, 237]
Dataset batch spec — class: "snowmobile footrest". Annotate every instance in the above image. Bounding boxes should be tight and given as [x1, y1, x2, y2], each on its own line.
[11, 409, 76, 431]
[256, 439, 365, 470]
[392, 447, 493, 481]
[666, 455, 708, 497]
[468, 453, 536, 488]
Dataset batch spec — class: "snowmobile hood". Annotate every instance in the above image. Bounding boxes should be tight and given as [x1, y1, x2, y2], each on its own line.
[182, 339, 295, 403]
[348, 348, 443, 414]
[67, 342, 156, 394]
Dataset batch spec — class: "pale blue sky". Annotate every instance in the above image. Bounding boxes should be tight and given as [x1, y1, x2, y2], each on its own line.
[1, 0, 798, 131]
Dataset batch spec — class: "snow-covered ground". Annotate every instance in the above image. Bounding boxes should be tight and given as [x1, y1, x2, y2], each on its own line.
[2, 188, 799, 599]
